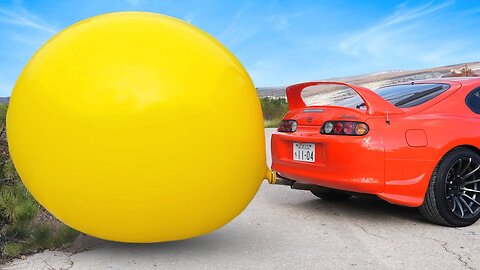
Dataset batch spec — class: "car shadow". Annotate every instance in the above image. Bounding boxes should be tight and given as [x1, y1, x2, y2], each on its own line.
[292, 195, 428, 224]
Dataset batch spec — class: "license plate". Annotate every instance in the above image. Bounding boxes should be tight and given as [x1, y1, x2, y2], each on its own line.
[293, 143, 315, 162]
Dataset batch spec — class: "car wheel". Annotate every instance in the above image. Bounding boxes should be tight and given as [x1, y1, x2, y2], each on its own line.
[420, 147, 480, 227]
[310, 186, 352, 201]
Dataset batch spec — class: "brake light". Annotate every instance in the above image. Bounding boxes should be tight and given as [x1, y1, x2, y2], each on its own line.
[278, 120, 297, 132]
[333, 122, 343, 134]
[321, 121, 369, 136]
[343, 122, 355, 134]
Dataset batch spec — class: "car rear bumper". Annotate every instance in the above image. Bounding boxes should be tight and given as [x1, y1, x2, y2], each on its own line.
[271, 128, 385, 194]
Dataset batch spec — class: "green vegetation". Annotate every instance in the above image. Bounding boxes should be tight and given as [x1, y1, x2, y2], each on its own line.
[260, 97, 288, 128]
[0, 103, 78, 260]
[263, 118, 283, 128]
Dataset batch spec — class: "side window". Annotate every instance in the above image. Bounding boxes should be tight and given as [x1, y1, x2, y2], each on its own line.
[466, 87, 480, 114]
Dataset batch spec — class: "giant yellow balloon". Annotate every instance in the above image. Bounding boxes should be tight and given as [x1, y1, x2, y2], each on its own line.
[7, 12, 269, 242]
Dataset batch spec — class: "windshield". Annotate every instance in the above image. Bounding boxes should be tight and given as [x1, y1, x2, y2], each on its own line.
[335, 83, 450, 109]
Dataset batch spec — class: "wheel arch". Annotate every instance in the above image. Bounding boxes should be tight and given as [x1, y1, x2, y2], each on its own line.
[455, 144, 480, 157]
[437, 144, 480, 164]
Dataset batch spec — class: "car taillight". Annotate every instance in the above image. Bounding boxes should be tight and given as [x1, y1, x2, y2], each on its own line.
[333, 122, 343, 134]
[321, 121, 369, 136]
[278, 120, 297, 132]
[343, 122, 355, 134]
[355, 123, 369, 135]
[323, 122, 333, 133]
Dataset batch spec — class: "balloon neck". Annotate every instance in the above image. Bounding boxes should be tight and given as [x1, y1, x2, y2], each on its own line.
[264, 167, 277, 184]
[264, 169, 296, 187]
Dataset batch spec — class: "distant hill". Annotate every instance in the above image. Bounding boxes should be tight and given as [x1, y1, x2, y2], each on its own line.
[256, 61, 480, 97]
[1, 62, 479, 102]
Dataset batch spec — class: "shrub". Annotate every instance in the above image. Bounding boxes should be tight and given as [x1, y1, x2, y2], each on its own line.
[263, 118, 283, 128]
[260, 97, 288, 128]
[450, 65, 479, 77]
[2, 242, 22, 257]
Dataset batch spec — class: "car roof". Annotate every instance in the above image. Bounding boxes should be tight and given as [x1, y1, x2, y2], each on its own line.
[382, 78, 469, 114]
[408, 77, 480, 85]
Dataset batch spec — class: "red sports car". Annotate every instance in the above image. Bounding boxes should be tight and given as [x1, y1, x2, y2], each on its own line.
[271, 77, 480, 227]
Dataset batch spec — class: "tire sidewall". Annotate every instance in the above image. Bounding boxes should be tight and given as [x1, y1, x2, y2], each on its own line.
[434, 148, 480, 226]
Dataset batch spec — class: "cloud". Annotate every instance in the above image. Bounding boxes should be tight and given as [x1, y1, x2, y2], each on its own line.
[267, 11, 304, 31]
[339, 1, 454, 60]
[183, 11, 199, 24]
[0, 1, 59, 96]
[8, 32, 47, 46]
[216, 3, 260, 48]
[0, 3, 57, 34]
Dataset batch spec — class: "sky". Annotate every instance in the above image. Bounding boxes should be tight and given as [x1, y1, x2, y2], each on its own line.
[0, 0, 480, 96]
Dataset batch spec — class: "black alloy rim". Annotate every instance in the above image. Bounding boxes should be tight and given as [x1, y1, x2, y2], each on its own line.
[445, 157, 480, 219]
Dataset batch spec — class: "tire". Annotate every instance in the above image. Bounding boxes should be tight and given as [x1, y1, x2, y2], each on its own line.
[310, 186, 352, 201]
[420, 147, 480, 227]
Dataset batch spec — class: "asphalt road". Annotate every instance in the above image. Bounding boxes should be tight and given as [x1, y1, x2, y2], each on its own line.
[4, 128, 480, 270]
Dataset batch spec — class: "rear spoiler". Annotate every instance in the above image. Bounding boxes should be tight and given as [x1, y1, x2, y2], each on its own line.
[286, 81, 404, 116]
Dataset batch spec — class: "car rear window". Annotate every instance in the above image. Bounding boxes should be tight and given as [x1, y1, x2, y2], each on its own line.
[300, 85, 360, 107]
[336, 83, 450, 109]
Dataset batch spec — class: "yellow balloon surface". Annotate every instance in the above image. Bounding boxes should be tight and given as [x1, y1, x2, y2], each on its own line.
[7, 12, 267, 242]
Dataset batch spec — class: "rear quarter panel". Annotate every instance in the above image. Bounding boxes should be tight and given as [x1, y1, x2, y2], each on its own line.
[374, 82, 480, 206]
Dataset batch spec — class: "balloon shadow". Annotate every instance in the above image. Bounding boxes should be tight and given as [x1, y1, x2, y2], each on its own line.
[72, 220, 265, 257]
